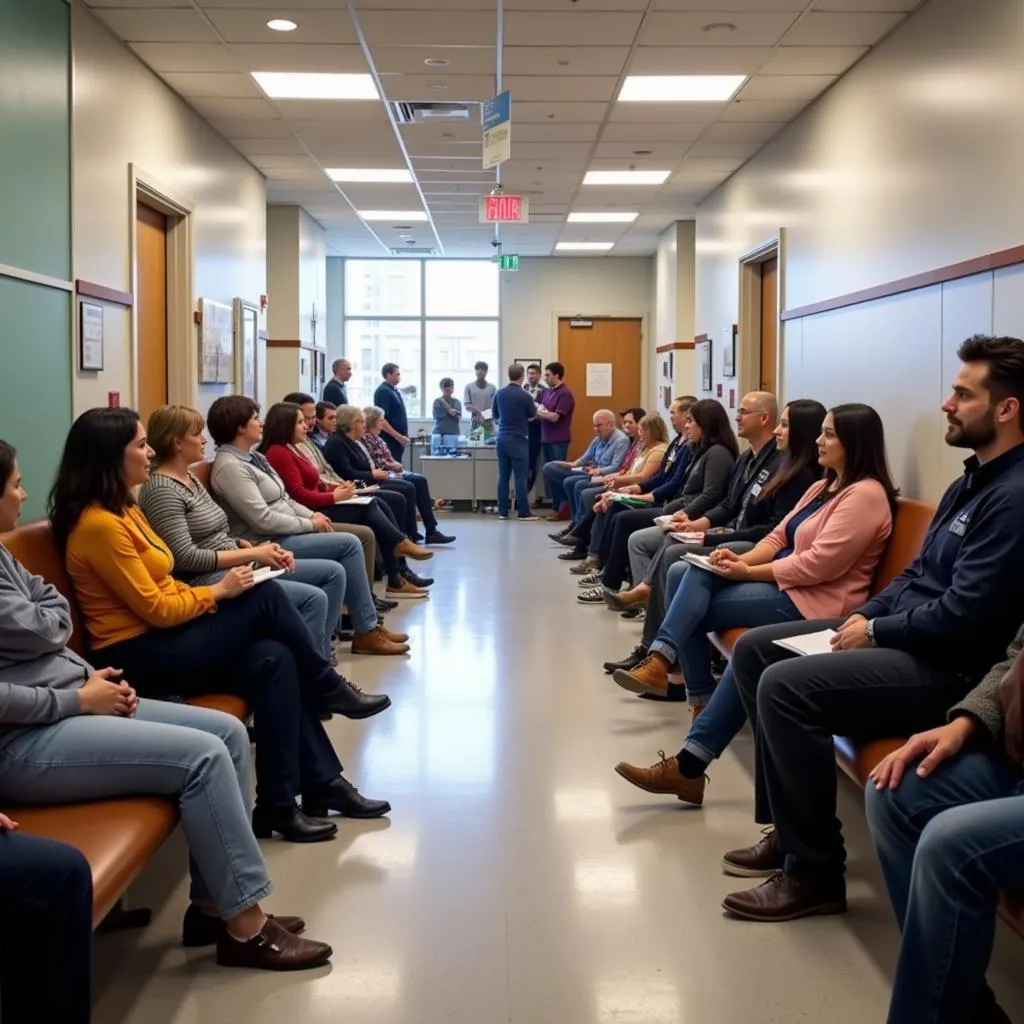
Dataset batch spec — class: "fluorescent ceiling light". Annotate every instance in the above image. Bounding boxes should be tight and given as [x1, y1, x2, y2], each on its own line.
[251, 72, 378, 100]
[266, 18, 297, 32]
[582, 171, 669, 186]
[326, 168, 413, 183]
[358, 210, 429, 222]
[567, 212, 638, 223]
[556, 242, 614, 251]
[619, 75, 746, 102]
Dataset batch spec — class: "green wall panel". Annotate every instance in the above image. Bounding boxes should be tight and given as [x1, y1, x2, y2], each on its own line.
[0, 0, 71, 280]
[0, 277, 72, 520]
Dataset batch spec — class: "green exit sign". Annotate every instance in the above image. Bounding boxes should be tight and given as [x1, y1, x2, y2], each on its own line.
[499, 253, 519, 271]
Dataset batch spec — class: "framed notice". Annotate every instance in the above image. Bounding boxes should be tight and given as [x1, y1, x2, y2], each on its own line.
[697, 338, 713, 392]
[722, 324, 737, 378]
[233, 299, 259, 399]
[79, 301, 104, 371]
[198, 298, 234, 383]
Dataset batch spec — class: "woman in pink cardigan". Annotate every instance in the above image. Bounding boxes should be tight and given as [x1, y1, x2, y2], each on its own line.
[614, 403, 898, 807]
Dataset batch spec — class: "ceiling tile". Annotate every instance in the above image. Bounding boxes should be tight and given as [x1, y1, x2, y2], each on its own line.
[357, 11, 496, 46]
[273, 100, 391, 122]
[230, 136, 307, 155]
[608, 100, 728, 122]
[640, 11, 801, 47]
[160, 72, 263, 98]
[782, 10, 907, 45]
[628, 46, 771, 75]
[812, 0, 922, 12]
[128, 42, 237, 72]
[759, 45, 867, 75]
[654, 0, 806, 8]
[514, 102, 610, 123]
[592, 141, 689, 160]
[504, 142, 594, 160]
[737, 74, 837, 101]
[186, 96, 278, 119]
[600, 120, 708, 142]
[203, 8, 357, 43]
[82, 0, 193, 6]
[504, 47, 630, 77]
[91, 8, 218, 42]
[504, 12, 644, 47]
[400, 121, 481, 144]
[699, 120, 787, 142]
[718, 98, 810, 120]
[684, 138, 766, 159]
[371, 45, 496, 76]
[380, 75, 494, 101]
[516, 123, 600, 143]
[504, 76, 618, 103]
[208, 117, 294, 138]
[226, 44, 368, 73]
[198, 0, 352, 6]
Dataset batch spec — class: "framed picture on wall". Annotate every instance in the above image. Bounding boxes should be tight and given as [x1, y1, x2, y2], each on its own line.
[697, 338, 713, 392]
[79, 301, 104, 371]
[233, 299, 259, 400]
[722, 324, 737, 378]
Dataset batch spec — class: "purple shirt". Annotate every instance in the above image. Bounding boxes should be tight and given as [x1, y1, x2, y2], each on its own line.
[539, 383, 575, 444]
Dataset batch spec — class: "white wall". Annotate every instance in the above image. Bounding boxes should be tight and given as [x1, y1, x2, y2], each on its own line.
[694, 0, 1024, 503]
[653, 221, 696, 411]
[71, 1, 266, 418]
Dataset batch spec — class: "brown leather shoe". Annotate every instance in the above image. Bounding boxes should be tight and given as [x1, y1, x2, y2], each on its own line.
[385, 578, 429, 600]
[395, 538, 433, 561]
[612, 653, 670, 696]
[351, 625, 409, 656]
[216, 917, 333, 971]
[379, 625, 409, 643]
[614, 750, 706, 806]
[721, 828, 784, 877]
[182, 904, 305, 947]
[545, 507, 571, 522]
[722, 872, 847, 922]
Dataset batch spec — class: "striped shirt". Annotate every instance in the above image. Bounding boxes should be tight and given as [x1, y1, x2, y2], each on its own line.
[138, 471, 237, 585]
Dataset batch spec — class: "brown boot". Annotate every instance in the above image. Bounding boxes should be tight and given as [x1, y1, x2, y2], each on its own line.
[612, 652, 670, 696]
[379, 625, 409, 643]
[614, 750, 706, 806]
[395, 538, 434, 561]
[215, 917, 333, 971]
[351, 626, 410, 656]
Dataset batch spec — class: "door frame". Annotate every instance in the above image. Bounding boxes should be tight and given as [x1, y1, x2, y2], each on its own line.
[129, 165, 195, 410]
[737, 229, 784, 405]
[551, 311, 650, 409]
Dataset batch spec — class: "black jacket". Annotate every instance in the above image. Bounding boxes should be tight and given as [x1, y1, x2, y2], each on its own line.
[710, 465, 820, 548]
[323, 433, 376, 484]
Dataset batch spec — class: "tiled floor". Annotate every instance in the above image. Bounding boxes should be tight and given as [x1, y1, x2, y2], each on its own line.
[93, 515, 1024, 1023]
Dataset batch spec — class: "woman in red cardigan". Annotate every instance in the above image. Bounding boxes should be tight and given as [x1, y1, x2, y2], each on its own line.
[260, 403, 430, 597]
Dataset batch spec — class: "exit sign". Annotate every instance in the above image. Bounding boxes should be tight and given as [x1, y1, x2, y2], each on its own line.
[498, 254, 519, 271]
[479, 194, 530, 223]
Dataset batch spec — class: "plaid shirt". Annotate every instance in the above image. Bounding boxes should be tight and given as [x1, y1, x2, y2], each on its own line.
[363, 430, 394, 470]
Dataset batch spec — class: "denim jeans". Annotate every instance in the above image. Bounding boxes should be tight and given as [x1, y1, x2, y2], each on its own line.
[865, 753, 1023, 1024]
[543, 441, 569, 464]
[497, 434, 531, 518]
[543, 464, 587, 512]
[565, 474, 595, 521]
[277, 530, 376, 634]
[0, 699, 273, 919]
[0, 832, 92, 1023]
[650, 567, 802, 704]
[528, 422, 542, 492]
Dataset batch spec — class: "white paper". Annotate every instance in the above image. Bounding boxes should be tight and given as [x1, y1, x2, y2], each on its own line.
[683, 552, 729, 576]
[772, 629, 837, 657]
[481, 409, 493, 421]
[586, 362, 613, 397]
[337, 496, 375, 505]
[654, 514, 674, 529]
[670, 532, 705, 544]
[251, 567, 286, 584]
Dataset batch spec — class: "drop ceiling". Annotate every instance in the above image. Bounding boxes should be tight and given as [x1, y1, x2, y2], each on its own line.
[82, 0, 925, 257]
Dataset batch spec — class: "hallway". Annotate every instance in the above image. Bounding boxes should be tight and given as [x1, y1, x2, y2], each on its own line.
[92, 516, 1017, 1024]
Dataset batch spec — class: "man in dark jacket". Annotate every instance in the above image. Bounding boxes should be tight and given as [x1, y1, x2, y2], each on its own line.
[372, 363, 411, 463]
[322, 358, 351, 407]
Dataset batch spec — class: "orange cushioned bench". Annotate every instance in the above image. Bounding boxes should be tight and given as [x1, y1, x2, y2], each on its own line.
[0, 519, 249, 926]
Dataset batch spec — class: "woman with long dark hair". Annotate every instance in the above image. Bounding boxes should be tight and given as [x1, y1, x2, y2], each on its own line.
[50, 408, 394, 842]
[0, 439, 332, 971]
[615, 403, 899, 809]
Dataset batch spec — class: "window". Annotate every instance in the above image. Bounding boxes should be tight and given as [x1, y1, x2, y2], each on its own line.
[341, 259, 499, 417]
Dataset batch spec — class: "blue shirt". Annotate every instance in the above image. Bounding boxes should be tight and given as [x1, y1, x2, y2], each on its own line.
[492, 383, 536, 440]
[575, 428, 630, 475]
[373, 381, 409, 460]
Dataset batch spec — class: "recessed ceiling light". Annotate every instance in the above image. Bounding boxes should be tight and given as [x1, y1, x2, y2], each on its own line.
[556, 242, 614, 252]
[358, 210, 429, 221]
[266, 18, 297, 32]
[618, 75, 746, 103]
[703, 22, 737, 34]
[582, 170, 669, 186]
[632, 149, 653, 156]
[424, 57, 450, 67]
[250, 72, 378, 100]
[428, 83, 449, 91]
[567, 212, 638, 223]
[326, 168, 413, 183]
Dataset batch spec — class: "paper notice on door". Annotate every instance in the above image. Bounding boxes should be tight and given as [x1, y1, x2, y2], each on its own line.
[586, 362, 613, 397]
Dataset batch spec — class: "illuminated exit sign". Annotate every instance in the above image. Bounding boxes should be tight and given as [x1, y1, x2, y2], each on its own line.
[479, 194, 529, 223]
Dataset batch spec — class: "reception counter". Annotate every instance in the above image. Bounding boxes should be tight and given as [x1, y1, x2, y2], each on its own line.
[414, 445, 498, 506]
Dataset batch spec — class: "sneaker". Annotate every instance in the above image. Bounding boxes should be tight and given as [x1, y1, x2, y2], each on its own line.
[569, 558, 598, 575]
[577, 571, 603, 587]
[619, 608, 640, 620]
[577, 587, 606, 605]
[518, 515, 540, 522]
[498, 514, 509, 520]
[385, 578, 429, 600]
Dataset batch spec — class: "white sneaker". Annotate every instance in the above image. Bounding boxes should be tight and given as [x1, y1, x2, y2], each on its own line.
[518, 515, 539, 522]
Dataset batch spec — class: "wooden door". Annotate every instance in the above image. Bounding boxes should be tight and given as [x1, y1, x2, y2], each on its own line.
[759, 256, 778, 395]
[557, 316, 642, 461]
[136, 201, 168, 422]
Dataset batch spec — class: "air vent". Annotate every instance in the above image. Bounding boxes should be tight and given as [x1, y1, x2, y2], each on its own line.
[390, 246, 437, 256]
[391, 101, 474, 124]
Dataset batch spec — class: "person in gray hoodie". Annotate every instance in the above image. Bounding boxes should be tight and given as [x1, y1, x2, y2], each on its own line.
[866, 622, 1024, 1024]
[0, 439, 333, 974]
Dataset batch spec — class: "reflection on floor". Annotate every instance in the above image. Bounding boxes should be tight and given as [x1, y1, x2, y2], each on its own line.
[93, 515, 1024, 1023]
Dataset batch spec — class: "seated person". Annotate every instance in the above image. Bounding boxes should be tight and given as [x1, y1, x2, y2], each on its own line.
[431, 377, 463, 447]
[615, 404, 895, 807]
[362, 405, 454, 544]
[50, 408, 393, 841]
[0, 439, 332, 968]
[0, 815, 92, 1023]
[604, 399, 823, 674]
[542, 410, 629, 522]
[207, 396, 430, 601]
[867, 620, 1024, 1024]
[565, 407, 643, 530]
[140, 404, 406, 659]
[309, 400, 334, 449]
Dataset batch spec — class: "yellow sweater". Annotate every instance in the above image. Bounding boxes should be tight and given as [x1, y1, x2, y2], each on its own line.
[66, 504, 216, 649]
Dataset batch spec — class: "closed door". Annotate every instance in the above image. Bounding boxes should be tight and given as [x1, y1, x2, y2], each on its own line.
[759, 256, 778, 394]
[136, 201, 168, 422]
[557, 317, 642, 461]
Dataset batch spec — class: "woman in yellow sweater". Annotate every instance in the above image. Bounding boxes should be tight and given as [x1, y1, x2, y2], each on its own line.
[49, 408, 392, 842]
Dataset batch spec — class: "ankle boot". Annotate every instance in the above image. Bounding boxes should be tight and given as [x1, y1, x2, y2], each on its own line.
[320, 676, 392, 719]
[251, 804, 337, 843]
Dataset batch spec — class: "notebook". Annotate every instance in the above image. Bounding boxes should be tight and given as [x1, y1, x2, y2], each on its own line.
[682, 552, 729, 576]
[772, 629, 837, 657]
[251, 567, 285, 585]
[337, 496, 375, 505]
[654, 514, 674, 529]
[670, 531, 705, 544]
[609, 494, 648, 508]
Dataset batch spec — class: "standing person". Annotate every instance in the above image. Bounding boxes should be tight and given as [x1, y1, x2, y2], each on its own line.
[322, 358, 350, 407]
[373, 363, 411, 464]
[492, 363, 540, 522]
[431, 378, 463, 448]
[523, 363, 547, 493]
[535, 362, 575, 518]
[464, 361, 497, 429]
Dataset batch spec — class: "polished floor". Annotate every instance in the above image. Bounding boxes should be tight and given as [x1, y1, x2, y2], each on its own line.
[94, 515, 1024, 1023]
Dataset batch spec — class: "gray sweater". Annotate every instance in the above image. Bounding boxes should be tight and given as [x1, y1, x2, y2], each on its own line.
[0, 545, 91, 746]
[950, 622, 1024, 745]
[665, 443, 736, 519]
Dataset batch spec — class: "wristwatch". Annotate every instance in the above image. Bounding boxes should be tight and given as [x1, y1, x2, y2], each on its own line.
[865, 619, 877, 647]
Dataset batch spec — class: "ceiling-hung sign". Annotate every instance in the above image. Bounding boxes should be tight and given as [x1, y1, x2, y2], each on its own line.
[482, 90, 511, 169]
[479, 194, 529, 223]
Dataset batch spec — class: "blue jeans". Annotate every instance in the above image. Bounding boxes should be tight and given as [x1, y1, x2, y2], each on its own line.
[543, 464, 587, 512]
[543, 441, 569, 464]
[565, 474, 595, 521]
[496, 434, 530, 518]
[865, 753, 1023, 1024]
[650, 567, 802, 704]
[0, 699, 273, 919]
[277, 531, 376, 634]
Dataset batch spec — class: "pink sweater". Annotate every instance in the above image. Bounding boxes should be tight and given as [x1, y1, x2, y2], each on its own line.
[763, 478, 893, 621]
